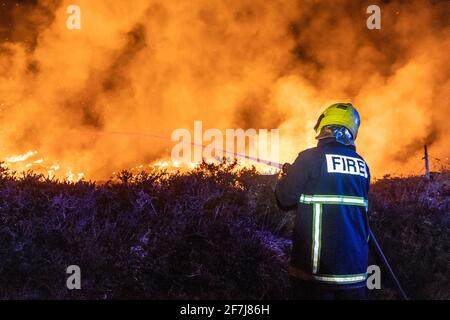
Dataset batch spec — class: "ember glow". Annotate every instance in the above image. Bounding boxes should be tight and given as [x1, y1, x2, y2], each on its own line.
[0, 0, 448, 180]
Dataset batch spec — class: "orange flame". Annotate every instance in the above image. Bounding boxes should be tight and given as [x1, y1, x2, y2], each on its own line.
[0, 0, 448, 180]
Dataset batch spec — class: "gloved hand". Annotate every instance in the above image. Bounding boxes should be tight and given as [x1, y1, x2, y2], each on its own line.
[281, 163, 291, 175]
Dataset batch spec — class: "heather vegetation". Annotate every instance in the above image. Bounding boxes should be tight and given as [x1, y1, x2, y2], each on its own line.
[0, 162, 448, 299]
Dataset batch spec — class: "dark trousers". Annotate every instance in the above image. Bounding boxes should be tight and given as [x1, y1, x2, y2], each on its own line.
[290, 277, 368, 300]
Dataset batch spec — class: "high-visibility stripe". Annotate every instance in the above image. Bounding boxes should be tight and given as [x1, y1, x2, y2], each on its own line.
[289, 266, 367, 284]
[316, 204, 322, 274]
[300, 194, 369, 275]
[311, 203, 322, 274]
[300, 194, 368, 208]
[312, 274, 367, 284]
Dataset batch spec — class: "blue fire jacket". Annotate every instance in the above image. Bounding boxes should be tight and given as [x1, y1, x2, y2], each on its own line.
[275, 138, 371, 288]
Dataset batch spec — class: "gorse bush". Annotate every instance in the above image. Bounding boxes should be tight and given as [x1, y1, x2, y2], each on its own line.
[0, 162, 448, 299]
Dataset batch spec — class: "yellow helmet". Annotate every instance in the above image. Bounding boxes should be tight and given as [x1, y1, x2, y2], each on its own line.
[314, 103, 361, 139]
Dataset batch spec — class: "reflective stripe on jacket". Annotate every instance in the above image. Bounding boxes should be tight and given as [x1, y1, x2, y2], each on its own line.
[275, 138, 371, 287]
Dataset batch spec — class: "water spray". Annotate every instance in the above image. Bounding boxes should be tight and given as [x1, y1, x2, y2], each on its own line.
[86, 129, 283, 169]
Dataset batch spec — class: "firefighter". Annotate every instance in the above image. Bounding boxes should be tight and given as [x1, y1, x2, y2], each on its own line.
[275, 103, 370, 300]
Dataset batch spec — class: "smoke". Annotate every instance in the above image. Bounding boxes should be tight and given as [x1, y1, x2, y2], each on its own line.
[0, 0, 448, 179]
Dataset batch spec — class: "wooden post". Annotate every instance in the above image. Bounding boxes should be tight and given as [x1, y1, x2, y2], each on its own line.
[424, 145, 430, 179]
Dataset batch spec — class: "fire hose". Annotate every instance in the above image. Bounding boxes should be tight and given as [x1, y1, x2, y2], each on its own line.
[85, 129, 284, 169]
[368, 229, 408, 300]
[93, 129, 407, 299]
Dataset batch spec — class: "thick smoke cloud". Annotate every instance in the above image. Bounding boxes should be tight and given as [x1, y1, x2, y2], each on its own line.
[0, 0, 448, 179]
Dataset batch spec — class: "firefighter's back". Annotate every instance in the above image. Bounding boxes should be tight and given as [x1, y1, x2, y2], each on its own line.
[289, 138, 370, 288]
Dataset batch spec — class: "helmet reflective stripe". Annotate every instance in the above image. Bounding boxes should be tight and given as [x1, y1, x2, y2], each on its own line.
[311, 203, 322, 274]
[300, 194, 368, 209]
[314, 103, 361, 139]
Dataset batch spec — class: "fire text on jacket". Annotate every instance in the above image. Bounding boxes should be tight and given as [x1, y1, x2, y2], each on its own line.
[325, 154, 368, 178]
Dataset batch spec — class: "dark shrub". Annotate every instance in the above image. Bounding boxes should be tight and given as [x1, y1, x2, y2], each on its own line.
[0, 162, 447, 299]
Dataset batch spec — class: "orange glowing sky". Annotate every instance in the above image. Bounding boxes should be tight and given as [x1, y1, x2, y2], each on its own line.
[0, 0, 449, 180]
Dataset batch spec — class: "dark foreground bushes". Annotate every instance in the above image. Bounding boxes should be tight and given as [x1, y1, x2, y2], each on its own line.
[0, 162, 292, 299]
[368, 172, 449, 299]
[0, 162, 448, 299]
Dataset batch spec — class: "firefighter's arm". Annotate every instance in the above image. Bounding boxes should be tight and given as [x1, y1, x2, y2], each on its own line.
[275, 153, 308, 211]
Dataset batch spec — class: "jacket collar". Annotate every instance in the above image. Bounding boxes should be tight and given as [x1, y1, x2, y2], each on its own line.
[317, 137, 356, 151]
